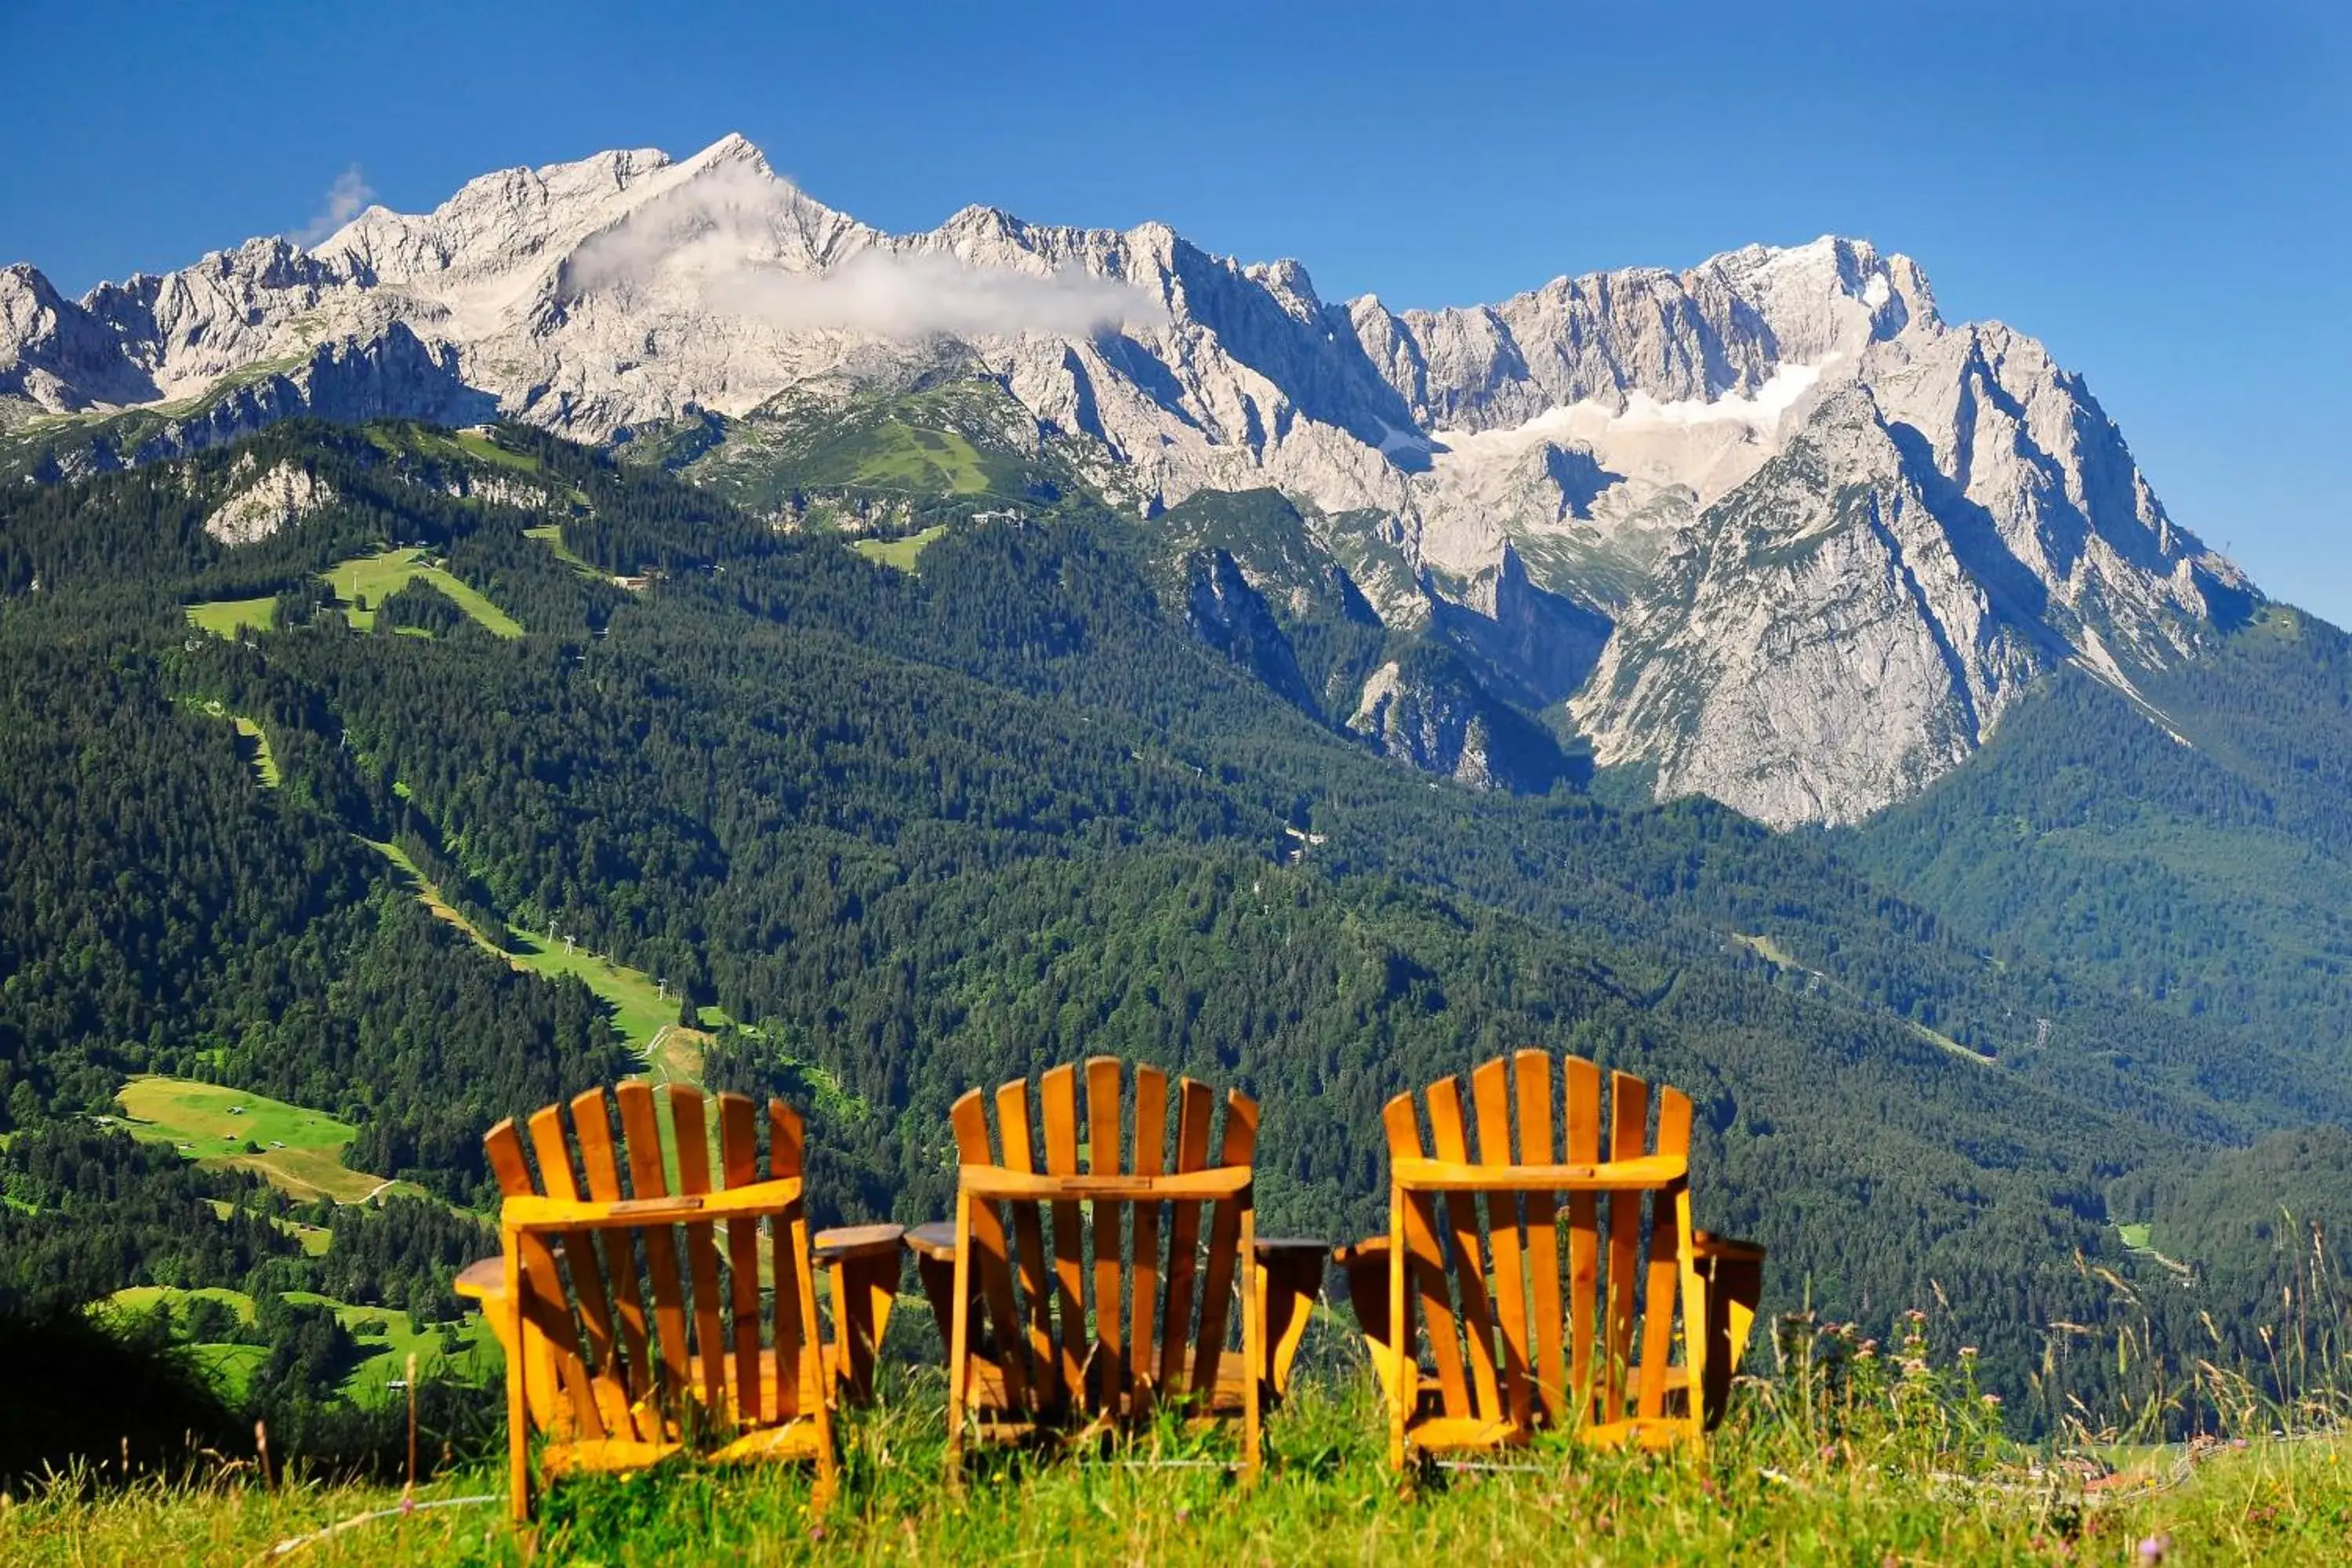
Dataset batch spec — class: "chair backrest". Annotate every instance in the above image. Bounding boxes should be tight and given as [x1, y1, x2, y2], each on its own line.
[949, 1057, 1257, 1421]
[1385, 1050, 1693, 1434]
[484, 1081, 821, 1446]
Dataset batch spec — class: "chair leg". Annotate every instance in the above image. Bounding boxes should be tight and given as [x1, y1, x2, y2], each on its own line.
[1700, 1252, 1763, 1429]
[811, 1439, 839, 1512]
[1338, 1246, 1395, 1401]
[826, 1252, 898, 1406]
[1261, 1250, 1323, 1401]
[1672, 1184, 1707, 1449]
[945, 1190, 972, 1490]
[1387, 1195, 1410, 1473]
[1240, 1210, 1261, 1483]
[790, 1208, 840, 1506]
[503, 1243, 532, 1523]
[916, 1251, 956, 1349]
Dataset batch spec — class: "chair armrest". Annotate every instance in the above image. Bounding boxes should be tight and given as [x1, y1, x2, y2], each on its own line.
[903, 1220, 957, 1262]
[959, 1165, 1250, 1202]
[1693, 1231, 1767, 1263]
[1392, 1154, 1686, 1193]
[502, 1176, 801, 1233]
[1331, 1236, 1388, 1270]
[454, 1254, 506, 1304]
[813, 1222, 906, 1264]
[1254, 1236, 1330, 1265]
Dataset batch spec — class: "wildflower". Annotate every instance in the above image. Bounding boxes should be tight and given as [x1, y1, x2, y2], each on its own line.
[1905, 1308, 1928, 1323]
[1958, 1345, 1978, 1359]
[1982, 1394, 2002, 1407]
[1175, 1507, 1192, 1525]
[2138, 1534, 2170, 1563]
[809, 1523, 828, 1543]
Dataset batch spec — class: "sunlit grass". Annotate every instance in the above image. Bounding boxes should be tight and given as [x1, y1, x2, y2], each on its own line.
[91, 1286, 494, 1407]
[851, 524, 949, 574]
[324, 548, 522, 637]
[4, 1368, 2346, 1567]
[112, 1076, 409, 1205]
[184, 596, 278, 637]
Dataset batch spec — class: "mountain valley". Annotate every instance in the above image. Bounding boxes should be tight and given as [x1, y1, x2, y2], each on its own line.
[2, 138, 2347, 1461]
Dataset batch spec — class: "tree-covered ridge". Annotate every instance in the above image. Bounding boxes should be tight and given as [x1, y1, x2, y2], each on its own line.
[1845, 607, 2352, 1053]
[3, 416, 2348, 1430]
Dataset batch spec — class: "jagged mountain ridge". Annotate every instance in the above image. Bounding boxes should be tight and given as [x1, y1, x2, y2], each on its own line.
[0, 132, 2251, 823]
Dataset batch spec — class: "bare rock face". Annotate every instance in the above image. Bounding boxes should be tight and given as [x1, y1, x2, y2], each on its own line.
[1352, 659, 1501, 787]
[1, 263, 162, 414]
[0, 134, 2256, 822]
[201, 455, 336, 545]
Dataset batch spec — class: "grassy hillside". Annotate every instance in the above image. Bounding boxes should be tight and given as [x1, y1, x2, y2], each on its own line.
[359, 835, 707, 1055]
[100, 1283, 494, 1404]
[1846, 615, 2352, 1054]
[635, 376, 1081, 521]
[850, 523, 947, 572]
[319, 547, 523, 637]
[113, 1076, 407, 1205]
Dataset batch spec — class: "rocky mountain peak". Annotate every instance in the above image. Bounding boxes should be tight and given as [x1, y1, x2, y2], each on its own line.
[0, 136, 2249, 824]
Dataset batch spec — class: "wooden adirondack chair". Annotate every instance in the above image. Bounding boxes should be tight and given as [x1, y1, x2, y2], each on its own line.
[455, 1081, 902, 1520]
[1334, 1051, 1766, 1468]
[909, 1058, 1327, 1482]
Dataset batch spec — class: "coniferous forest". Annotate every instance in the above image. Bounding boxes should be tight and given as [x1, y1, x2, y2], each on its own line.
[3, 417, 2350, 1477]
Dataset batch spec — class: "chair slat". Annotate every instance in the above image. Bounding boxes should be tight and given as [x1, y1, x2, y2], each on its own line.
[1638, 1087, 1693, 1421]
[521, 1105, 623, 1441]
[487, 1120, 605, 1439]
[1602, 1072, 1649, 1423]
[668, 1086, 728, 1417]
[618, 1082, 693, 1406]
[1514, 1051, 1567, 1426]
[572, 1088, 658, 1439]
[1037, 1065, 1088, 1407]
[1385, 1091, 1471, 1421]
[1086, 1057, 1126, 1414]
[768, 1099, 809, 1419]
[1189, 1089, 1257, 1401]
[1158, 1078, 1214, 1392]
[1127, 1063, 1168, 1418]
[1426, 1076, 1502, 1423]
[1563, 1058, 1602, 1422]
[716, 1093, 766, 1425]
[993, 1079, 1058, 1409]
[1472, 1059, 1532, 1430]
[951, 1089, 1030, 1413]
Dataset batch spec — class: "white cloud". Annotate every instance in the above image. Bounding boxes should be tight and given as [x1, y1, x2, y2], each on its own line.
[704, 249, 1160, 339]
[291, 166, 374, 247]
[566, 162, 1164, 339]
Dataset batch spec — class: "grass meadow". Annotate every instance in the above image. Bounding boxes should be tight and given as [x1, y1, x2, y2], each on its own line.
[112, 1076, 405, 1205]
[4, 1357, 2346, 1566]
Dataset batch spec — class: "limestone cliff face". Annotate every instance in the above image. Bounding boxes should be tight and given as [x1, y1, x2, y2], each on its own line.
[201, 455, 336, 546]
[0, 134, 2252, 821]
[1350, 651, 1570, 793]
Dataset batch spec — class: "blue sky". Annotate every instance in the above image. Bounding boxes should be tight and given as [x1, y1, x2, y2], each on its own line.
[2, 0, 2346, 618]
